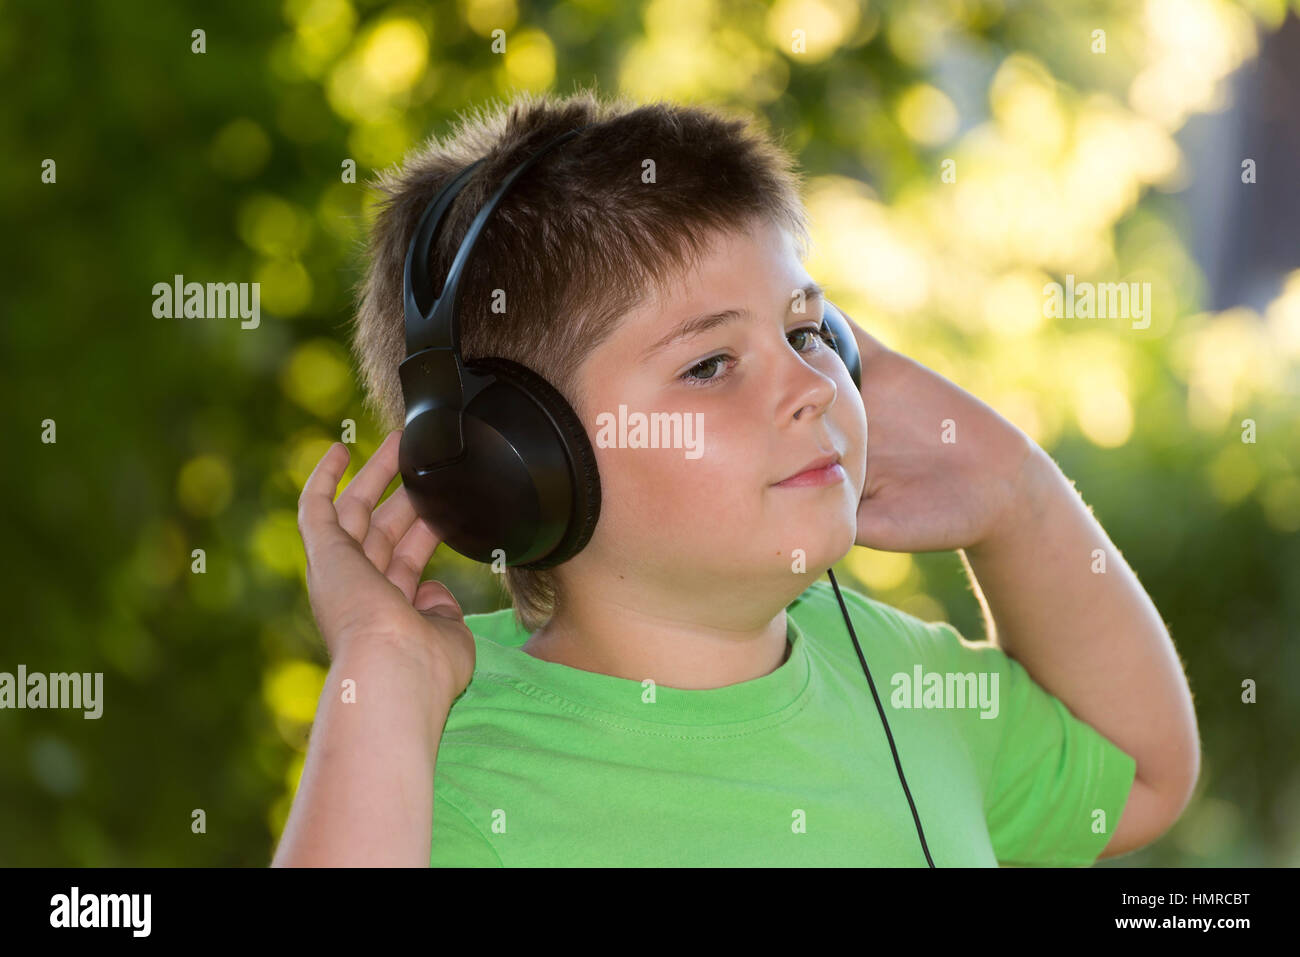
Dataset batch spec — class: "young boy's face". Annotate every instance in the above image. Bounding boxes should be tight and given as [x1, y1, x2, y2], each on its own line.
[566, 217, 868, 605]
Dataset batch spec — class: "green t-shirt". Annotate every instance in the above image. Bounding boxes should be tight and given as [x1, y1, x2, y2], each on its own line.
[430, 580, 1136, 866]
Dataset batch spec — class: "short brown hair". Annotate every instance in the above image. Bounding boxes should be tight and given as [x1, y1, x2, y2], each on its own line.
[350, 85, 810, 633]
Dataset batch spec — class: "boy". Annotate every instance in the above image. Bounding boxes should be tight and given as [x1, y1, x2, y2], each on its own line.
[272, 88, 1200, 867]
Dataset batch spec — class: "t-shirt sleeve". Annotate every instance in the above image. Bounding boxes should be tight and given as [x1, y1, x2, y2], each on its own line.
[924, 618, 1138, 867]
[430, 794, 502, 867]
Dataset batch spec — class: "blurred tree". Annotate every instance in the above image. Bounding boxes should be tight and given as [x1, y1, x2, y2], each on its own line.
[0, 0, 1295, 867]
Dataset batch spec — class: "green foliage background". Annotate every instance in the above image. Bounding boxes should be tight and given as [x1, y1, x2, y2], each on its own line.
[1, 0, 1297, 865]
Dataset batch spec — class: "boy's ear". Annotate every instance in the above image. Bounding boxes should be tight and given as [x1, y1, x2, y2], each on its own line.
[821, 301, 862, 390]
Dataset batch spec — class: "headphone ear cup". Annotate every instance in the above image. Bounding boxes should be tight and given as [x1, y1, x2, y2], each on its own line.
[821, 301, 861, 391]
[467, 356, 602, 569]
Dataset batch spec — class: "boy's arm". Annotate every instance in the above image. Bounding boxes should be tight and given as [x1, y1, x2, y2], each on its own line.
[271, 639, 457, 867]
[838, 308, 1200, 855]
[274, 433, 477, 867]
[960, 446, 1200, 857]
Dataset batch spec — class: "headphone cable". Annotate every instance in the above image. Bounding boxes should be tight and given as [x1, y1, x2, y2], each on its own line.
[827, 567, 936, 868]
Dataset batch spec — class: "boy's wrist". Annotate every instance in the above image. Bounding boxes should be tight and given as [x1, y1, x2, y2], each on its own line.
[965, 443, 1063, 562]
[333, 632, 461, 717]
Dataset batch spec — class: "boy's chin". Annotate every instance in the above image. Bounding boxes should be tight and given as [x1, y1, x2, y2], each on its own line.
[776, 516, 857, 556]
[764, 530, 857, 579]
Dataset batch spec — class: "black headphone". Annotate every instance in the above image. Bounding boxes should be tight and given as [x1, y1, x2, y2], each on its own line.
[398, 125, 934, 866]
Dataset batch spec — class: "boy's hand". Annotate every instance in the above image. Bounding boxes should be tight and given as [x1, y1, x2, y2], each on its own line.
[841, 313, 1201, 844]
[297, 429, 476, 699]
[845, 315, 1040, 554]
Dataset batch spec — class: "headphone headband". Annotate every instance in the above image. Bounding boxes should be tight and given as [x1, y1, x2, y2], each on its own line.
[402, 159, 485, 355]
[403, 126, 588, 358]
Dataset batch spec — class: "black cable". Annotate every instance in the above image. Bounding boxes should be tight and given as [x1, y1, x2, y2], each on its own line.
[827, 567, 936, 868]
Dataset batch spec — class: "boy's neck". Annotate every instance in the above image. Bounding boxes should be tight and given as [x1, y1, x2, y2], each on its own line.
[519, 607, 792, 690]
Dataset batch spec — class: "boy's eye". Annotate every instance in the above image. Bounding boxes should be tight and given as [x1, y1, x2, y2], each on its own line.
[678, 324, 831, 387]
[789, 324, 834, 353]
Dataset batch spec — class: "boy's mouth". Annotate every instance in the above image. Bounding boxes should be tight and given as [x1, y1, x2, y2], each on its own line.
[773, 451, 843, 487]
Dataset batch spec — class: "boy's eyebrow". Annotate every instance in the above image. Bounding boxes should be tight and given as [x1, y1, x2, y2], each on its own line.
[640, 281, 825, 359]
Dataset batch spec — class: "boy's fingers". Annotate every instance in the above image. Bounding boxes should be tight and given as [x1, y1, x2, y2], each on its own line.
[362, 484, 418, 570]
[385, 517, 439, 603]
[298, 443, 351, 557]
[415, 580, 463, 619]
[335, 430, 403, 543]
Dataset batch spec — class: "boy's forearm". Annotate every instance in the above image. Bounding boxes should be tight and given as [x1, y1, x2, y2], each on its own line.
[271, 641, 456, 867]
[960, 445, 1200, 805]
